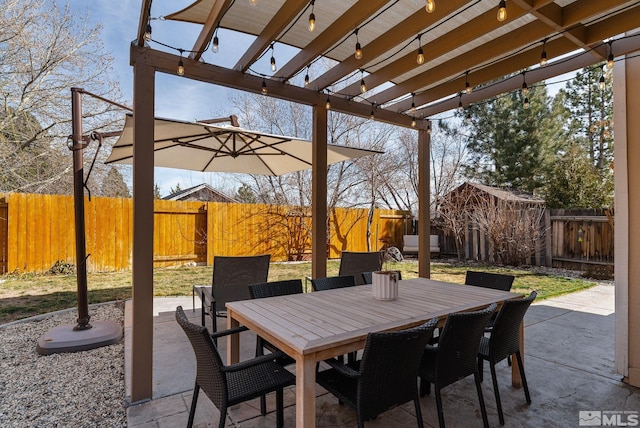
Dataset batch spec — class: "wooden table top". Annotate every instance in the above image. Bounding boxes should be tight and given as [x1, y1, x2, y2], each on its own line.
[227, 277, 521, 357]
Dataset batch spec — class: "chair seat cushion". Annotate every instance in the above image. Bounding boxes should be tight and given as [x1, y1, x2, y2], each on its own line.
[226, 361, 295, 405]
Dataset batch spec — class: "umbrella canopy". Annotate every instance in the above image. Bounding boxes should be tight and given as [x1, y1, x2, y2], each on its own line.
[106, 115, 381, 175]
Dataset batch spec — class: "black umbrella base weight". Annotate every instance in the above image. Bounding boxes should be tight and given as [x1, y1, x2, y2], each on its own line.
[36, 320, 122, 356]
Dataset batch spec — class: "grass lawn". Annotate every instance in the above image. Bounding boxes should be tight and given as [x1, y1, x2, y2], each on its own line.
[0, 259, 598, 324]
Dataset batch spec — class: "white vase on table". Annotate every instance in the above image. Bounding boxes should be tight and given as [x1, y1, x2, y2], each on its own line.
[372, 271, 399, 301]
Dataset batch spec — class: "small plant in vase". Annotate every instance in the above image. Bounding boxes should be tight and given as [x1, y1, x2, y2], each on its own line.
[372, 250, 399, 300]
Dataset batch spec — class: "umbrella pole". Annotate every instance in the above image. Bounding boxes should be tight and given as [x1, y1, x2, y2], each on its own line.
[71, 87, 91, 331]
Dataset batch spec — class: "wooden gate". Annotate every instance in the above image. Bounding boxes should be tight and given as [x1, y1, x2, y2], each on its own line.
[0, 200, 7, 274]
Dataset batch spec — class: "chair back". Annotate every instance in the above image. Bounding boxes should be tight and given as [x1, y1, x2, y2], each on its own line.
[249, 279, 303, 299]
[175, 306, 226, 409]
[311, 275, 356, 291]
[212, 255, 270, 314]
[435, 303, 497, 388]
[339, 251, 383, 285]
[465, 270, 515, 291]
[489, 291, 537, 361]
[358, 318, 438, 420]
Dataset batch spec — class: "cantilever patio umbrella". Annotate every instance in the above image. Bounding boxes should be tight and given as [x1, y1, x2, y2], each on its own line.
[105, 114, 381, 174]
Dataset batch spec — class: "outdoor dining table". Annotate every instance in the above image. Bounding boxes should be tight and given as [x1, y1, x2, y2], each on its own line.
[226, 277, 524, 428]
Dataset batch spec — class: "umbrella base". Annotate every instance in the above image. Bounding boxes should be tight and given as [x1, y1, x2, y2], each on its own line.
[36, 320, 122, 355]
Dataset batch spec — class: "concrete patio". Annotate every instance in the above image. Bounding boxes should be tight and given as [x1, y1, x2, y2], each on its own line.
[125, 283, 639, 427]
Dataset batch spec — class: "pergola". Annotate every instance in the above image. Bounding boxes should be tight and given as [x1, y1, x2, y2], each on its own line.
[127, 0, 640, 418]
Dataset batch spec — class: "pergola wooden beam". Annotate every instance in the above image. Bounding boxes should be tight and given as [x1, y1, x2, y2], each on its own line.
[135, 0, 153, 48]
[277, 0, 390, 80]
[129, 44, 420, 129]
[189, 0, 234, 61]
[234, 0, 309, 72]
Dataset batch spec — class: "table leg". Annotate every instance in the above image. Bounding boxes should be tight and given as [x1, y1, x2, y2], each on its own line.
[226, 310, 240, 364]
[512, 320, 523, 387]
[296, 354, 316, 428]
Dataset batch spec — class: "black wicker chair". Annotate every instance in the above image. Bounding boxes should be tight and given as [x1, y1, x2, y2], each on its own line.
[478, 291, 537, 425]
[316, 318, 439, 428]
[339, 251, 383, 285]
[361, 270, 402, 285]
[311, 275, 356, 291]
[175, 306, 295, 428]
[419, 303, 497, 428]
[465, 271, 515, 291]
[194, 254, 270, 342]
[248, 279, 303, 415]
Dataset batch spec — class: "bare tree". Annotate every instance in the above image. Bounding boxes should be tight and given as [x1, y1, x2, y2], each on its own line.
[0, 0, 125, 195]
[436, 185, 480, 258]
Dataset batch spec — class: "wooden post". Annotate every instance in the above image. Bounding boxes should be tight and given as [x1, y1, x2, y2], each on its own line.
[417, 127, 431, 278]
[130, 61, 155, 402]
[311, 106, 327, 280]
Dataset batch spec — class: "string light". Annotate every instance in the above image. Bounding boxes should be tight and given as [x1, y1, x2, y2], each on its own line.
[370, 103, 375, 119]
[360, 70, 366, 93]
[308, 0, 316, 32]
[326, 94, 331, 109]
[261, 78, 267, 94]
[411, 116, 417, 127]
[523, 97, 530, 109]
[425, 0, 435, 13]
[416, 35, 425, 65]
[427, 123, 432, 135]
[411, 93, 416, 112]
[304, 66, 310, 87]
[177, 50, 184, 76]
[212, 25, 219, 53]
[458, 94, 464, 112]
[250, 0, 257, 6]
[269, 44, 277, 72]
[465, 71, 472, 94]
[522, 82, 528, 96]
[354, 29, 363, 60]
[144, 23, 152, 41]
[540, 38, 548, 66]
[465, 112, 472, 123]
[599, 73, 606, 91]
[607, 41, 614, 70]
[497, 0, 507, 22]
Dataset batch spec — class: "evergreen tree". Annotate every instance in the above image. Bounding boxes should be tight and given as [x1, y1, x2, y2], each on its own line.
[153, 184, 162, 199]
[461, 80, 551, 193]
[235, 183, 257, 203]
[169, 183, 183, 195]
[100, 168, 130, 198]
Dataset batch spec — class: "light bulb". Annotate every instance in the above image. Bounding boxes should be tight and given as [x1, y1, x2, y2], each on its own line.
[465, 114, 472, 124]
[370, 109, 375, 119]
[212, 36, 219, 53]
[540, 50, 547, 66]
[607, 53, 614, 70]
[144, 24, 152, 41]
[270, 55, 276, 72]
[308, 13, 315, 32]
[261, 79, 267, 95]
[426, 0, 435, 13]
[411, 117, 416, 127]
[522, 82, 528, 96]
[497, 0, 507, 22]
[177, 59, 184, 76]
[304, 73, 310, 87]
[416, 47, 425, 65]
[458, 101, 463, 113]
[250, 0, 257, 6]
[326, 96, 331, 109]
[599, 75, 606, 91]
[523, 97, 530, 109]
[355, 42, 363, 60]
[427, 124, 432, 135]
[360, 79, 366, 93]
[465, 81, 472, 94]
[411, 101, 416, 112]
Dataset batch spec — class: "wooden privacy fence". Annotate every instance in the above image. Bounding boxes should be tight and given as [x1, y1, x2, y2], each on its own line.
[0, 193, 409, 274]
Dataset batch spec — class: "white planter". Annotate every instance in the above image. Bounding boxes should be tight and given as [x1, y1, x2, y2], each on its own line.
[372, 271, 399, 301]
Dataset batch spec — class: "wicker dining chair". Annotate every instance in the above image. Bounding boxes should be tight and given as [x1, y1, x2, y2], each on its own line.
[478, 291, 537, 425]
[248, 279, 303, 416]
[338, 251, 383, 285]
[311, 274, 356, 291]
[194, 254, 270, 342]
[316, 318, 439, 428]
[465, 271, 515, 291]
[419, 303, 497, 428]
[175, 306, 294, 428]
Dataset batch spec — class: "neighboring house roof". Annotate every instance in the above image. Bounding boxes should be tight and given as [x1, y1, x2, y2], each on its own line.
[163, 183, 238, 203]
[449, 182, 545, 205]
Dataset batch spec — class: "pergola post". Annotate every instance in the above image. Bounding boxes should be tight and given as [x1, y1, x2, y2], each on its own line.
[417, 126, 431, 278]
[130, 61, 155, 402]
[614, 36, 640, 386]
[311, 105, 328, 280]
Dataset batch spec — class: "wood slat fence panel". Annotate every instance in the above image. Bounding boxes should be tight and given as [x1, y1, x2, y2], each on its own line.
[0, 193, 410, 274]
